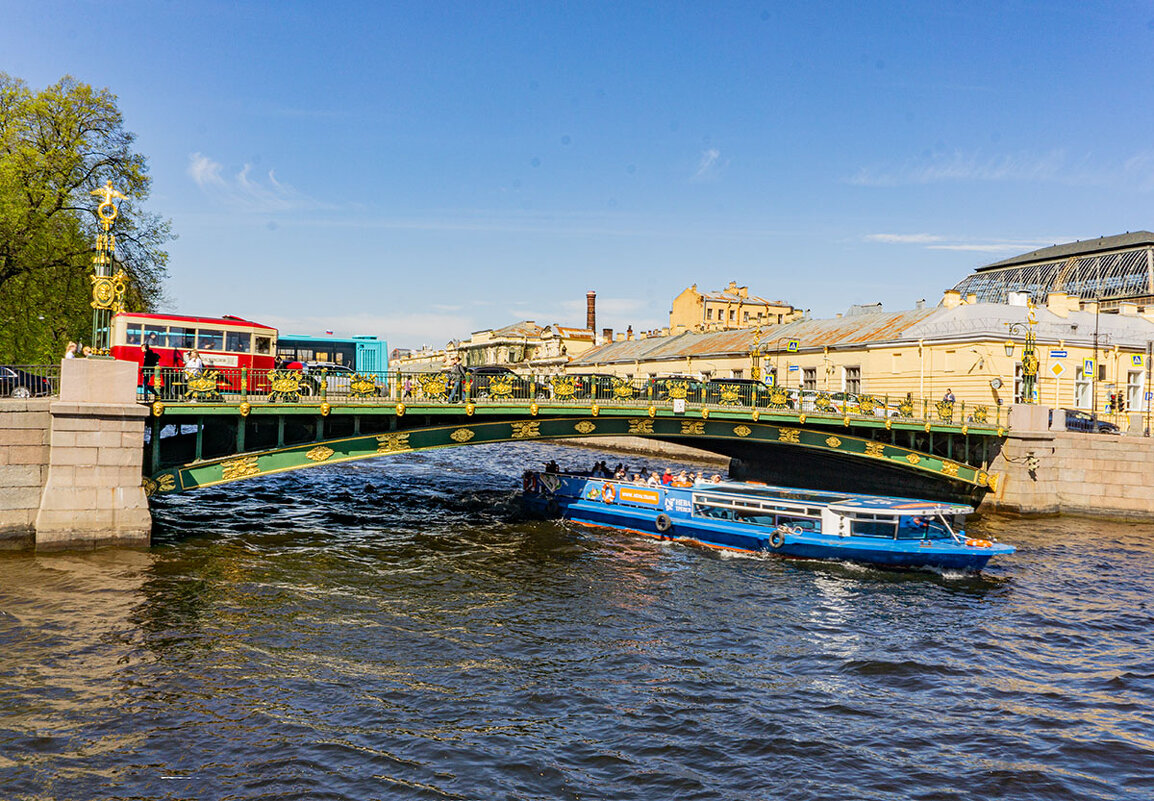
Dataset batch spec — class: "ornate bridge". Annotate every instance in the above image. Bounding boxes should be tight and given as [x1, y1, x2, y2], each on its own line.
[141, 369, 1007, 504]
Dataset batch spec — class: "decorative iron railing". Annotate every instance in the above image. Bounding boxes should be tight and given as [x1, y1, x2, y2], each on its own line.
[130, 366, 1007, 429]
[0, 364, 61, 399]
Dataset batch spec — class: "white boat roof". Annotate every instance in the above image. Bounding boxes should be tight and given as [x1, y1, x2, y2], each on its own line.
[694, 480, 974, 516]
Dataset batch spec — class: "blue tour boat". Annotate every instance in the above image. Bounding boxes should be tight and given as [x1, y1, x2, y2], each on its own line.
[523, 471, 1014, 572]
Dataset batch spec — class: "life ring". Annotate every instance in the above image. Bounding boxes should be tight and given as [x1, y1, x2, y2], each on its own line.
[602, 483, 616, 504]
[965, 538, 993, 548]
[655, 513, 673, 533]
[545, 498, 560, 516]
[769, 529, 786, 549]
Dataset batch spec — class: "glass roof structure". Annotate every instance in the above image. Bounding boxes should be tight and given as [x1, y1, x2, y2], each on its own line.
[950, 232, 1154, 308]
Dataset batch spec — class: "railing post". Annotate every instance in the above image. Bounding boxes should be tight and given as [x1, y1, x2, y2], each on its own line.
[241, 367, 248, 403]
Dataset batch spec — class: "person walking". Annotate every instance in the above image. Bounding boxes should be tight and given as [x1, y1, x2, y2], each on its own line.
[142, 344, 161, 399]
[943, 388, 955, 403]
[448, 357, 465, 403]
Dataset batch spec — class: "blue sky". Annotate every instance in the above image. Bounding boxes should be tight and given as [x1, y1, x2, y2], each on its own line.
[5, 1, 1154, 347]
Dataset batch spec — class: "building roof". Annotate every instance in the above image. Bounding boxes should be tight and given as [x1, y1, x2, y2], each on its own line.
[571, 303, 1154, 367]
[977, 231, 1154, 271]
[700, 289, 791, 307]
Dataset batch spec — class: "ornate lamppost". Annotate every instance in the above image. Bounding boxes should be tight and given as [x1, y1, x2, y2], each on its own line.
[1004, 302, 1039, 403]
[750, 326, 764, 381]
[89, 180, 129, 355]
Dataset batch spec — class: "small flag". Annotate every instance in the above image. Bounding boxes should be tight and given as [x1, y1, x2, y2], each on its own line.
[325, 330, 334, 335]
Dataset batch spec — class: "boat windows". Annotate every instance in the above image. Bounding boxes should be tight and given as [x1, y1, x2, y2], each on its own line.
[849, 517, 898, 538]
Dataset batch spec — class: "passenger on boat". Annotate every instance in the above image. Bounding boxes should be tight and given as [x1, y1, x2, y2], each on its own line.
[710, 474, 723, 483]
[615, 466, 628, 480]
[646, 473, 661, 487]
[661, 468, 674, 486]
[545, 460, 560, 473]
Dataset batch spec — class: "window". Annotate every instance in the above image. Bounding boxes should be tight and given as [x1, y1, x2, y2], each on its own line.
[124, 324, 142, 345]
[255, 336, 272, 355]
[729, 309, 735, 321]
[851, 518, 896, 538]
[844, 366, 861, 394]
[197, 329, 223, 350]
[170, 327, 195, 349]
[731, 369, 743, 379]
[743, 311, 749, 322]
[143, 325, 165, 347]
[226, 332, 251, 353]
[1127, 369, 1145, 411]
[706, 308, 713, 320]
[803, 367, 816, 390]
[1074, 366, 1091, 408]
[1013, 363, 1023, 404]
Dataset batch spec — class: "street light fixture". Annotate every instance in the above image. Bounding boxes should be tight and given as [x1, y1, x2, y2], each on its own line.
[1005, 304, 1039, 403]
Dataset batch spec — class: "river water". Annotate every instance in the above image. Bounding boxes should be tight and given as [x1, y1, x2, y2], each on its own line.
[1, 442, 1152, 800]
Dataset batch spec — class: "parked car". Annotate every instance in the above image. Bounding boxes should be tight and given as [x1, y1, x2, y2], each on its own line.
[0, 366, 53, 398]
[1057, 408, 1121, 434]
[303, 361, 359, 396]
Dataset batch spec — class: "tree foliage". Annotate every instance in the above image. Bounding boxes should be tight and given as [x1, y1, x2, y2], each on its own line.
[0, 74, 172, 363]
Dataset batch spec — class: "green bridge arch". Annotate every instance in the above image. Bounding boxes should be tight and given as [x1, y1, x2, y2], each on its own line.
[144, 412, 1001, 499]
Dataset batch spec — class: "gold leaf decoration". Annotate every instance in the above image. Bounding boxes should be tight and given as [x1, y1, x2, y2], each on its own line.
[906, 453, 921, 465]
[157, 474, 175, 492]
[680, 421, 705, 435]
[142, 477, 158, 497]
[864, 442, 886, 457]
[511, 421, 541, 439]
[777, 427, 800, 443]
[574, 421, 596, 434]
[941, 462, 960, 477]
[733, 425, 752, 437]
[628, 419, 655, 435]
[825, 436, 842, 448]
[450, 428, 476, 443]
[221, 456, 260, 481]
[377, 432, 412, 453]
[307, 446, 335, 462]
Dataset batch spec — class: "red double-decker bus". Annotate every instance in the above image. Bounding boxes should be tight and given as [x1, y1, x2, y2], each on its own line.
[110, 312, 278, 391]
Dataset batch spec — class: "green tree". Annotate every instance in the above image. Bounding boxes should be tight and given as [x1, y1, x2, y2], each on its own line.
[0, 74, 172, 363]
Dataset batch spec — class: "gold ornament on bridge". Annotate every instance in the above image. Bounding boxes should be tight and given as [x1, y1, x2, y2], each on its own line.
[156, 473, 175, 492]
[825, 435, 842, 448]
[906, 453, 921, 465]
[574, 421, 596, 434]
[701, 408, 709, 419]
[777, 427, 800, 443]
[924, 422, 932, 432]
[664, 380, 690, 400]
[320, 402, 331, 416]
[590, 404, 599, 416]
[184, 370, 222, 401]
[864, 442, 886, 457]
[239, 402, 251, 416]
[142, 477, 158, 497]
[897, 395, 915, 418]
[221, 456, 260, 481]
[450, 428, 476, 443]
[550, 376, 578, 399]
[151, 401, 165, 417]
[647, 405, 656, 418]
[734, 425, 752, 437]
[842, 416, 850, 426]
[466, 403, 475, 415]
[814, 392, 834, 412]
[716, 384, 742, 406]
[530, 403, 539, 416]
[377, 432, 411, 452]
[418, 374, 449, 400]
[767, 386, 791, 409]
[307, 446, 335, 462]
[611, 378, 636, 400]
[628, 418, 654, 435]
[961, 425, 968, 436]
[970, 405, 989, 424]
[488, 375, 517, 398]
[90, 268, 129, 312]
[798, 413, 806, 425]
[885, 418, 892, 430]
[396, 403, 406, 416]
[935, 400, 955, 422]
[510, 421, 541, 439]
[681, 421, 705, 435]
[349, 374, 379, 399]
[940, 462, 960, 477]
[857, 394, 879, 416]
[751, 409, 760, 421]
[267, 369, 304, 403]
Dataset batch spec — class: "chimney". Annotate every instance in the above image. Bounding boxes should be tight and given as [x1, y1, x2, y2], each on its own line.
[586, 291, 596, 333]
[1120, 302, 1139, 316]
[602, 327, 613, 344]
[626, 325, 634, 341]
[1047, 292, 1069, 318]
[942, 290, 962, 309]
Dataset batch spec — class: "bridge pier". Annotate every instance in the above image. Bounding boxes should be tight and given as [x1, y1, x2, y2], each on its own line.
[0, 359, 151, 550]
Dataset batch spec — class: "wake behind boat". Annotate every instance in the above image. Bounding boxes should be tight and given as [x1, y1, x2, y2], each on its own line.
[523, 471, 1014, 572]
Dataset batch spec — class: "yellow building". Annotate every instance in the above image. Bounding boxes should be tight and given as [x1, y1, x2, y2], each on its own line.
[571, 290, 1154, 419]
[669, 281, 801, 334]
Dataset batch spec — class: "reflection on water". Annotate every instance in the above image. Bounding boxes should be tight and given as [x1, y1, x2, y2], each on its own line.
[1, 442, 1152, 800]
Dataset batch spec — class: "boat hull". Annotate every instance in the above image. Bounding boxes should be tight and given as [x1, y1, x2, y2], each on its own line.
[523, 473, 1011, 572]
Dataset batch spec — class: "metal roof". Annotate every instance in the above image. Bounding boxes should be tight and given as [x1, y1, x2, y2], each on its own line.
[976, 231, 1154, 271]
[572, 304, 1154, 366]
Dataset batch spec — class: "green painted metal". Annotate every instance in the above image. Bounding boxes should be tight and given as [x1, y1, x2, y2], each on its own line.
[143, 411, 1001, 498]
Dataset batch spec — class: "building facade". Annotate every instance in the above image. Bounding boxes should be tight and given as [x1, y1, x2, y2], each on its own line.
[669, 281, 801, 334]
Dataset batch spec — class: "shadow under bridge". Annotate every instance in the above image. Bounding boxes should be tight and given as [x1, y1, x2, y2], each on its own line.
[142, 401, 1004, 505]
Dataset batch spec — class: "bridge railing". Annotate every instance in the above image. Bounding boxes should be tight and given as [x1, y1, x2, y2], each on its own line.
[0, 364, 61, 399]
[135, 366, 1005, 428]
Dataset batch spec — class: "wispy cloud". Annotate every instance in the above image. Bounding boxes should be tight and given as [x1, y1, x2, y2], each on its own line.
[866, 232, 1055, 254]
[692, 148, 727, 181]
[849, 150, 1071, 187]
[187, 153, 323, 213]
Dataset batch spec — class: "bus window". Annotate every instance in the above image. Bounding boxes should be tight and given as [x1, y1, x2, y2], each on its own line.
[170, 327, 195, 349]
[198, 329, 223, 350]
[255, 336, 271, 355]
[125, 324, 143, 345]
[143, 325, 165, 347]
[226, 331, 251, 353]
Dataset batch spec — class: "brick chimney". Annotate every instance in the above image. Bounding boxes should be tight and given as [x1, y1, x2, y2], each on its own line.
[586, 291, 596, 333]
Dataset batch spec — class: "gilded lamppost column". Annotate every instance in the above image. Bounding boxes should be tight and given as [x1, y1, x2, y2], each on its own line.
[1005, 302, 1039, 403]
[89, 180, 130, 355]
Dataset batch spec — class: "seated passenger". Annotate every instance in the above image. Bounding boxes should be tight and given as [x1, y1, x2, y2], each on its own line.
[710, 474, 723, 483]
[646, 473, 660, 487]
[661, 468, 674, 485]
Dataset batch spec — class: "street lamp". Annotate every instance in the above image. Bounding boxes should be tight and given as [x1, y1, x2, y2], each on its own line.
[1004, 307, 1038, 403]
